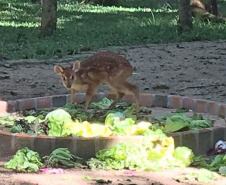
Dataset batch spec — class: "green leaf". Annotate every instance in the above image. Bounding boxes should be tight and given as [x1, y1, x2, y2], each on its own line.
[123, 103, 137, 120]
[210, 155, 224, 167]
[197, 169, 219, 183]
[90, 97, 113, 109]
[164, 117, 189, 132]
[188, 119, 213, 130]
[173, 147, 194, 167]
[10, 124, 23, 133]
[219, 166, 226, 175]
[83, 175, 92, 180]
[25, 116, 37, 124]
[46, 109, 74, 137]
[4, 147, 43, 172]
[45, 109, 72, 123]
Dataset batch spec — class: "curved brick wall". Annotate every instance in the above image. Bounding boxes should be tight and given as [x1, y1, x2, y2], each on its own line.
[0, 93, 226, 159]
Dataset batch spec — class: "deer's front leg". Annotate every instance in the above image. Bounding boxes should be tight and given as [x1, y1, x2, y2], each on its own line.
[84, 84, 99, 111]
[70, 89, 75, 104]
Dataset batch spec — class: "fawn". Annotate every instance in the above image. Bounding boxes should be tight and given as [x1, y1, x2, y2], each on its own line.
[54, 51, 140, 116]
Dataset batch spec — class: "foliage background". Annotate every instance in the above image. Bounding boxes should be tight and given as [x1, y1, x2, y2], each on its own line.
[0, 0, 226, 60]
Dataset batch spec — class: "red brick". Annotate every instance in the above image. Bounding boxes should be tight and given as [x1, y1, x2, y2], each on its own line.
[13, 135, 33, 153]
[169, 95, 182, 109]
[77, 137, 95, 159]
[36, 135, 52, 139]
[182, 130, 199, 155]
[52, 95, 66, 107]
[208, 101, 219, 115]
[55, 137, 76, 155]
[154, 94, 168, 108]
[37, 97, 51, 109]
[196, 99, 207, 113]
[219, 104, 226, 118]
[0, 130, 14, 136]
[183, 97, 195, 110]
[0, 133, 14, 157]
[34, 136, 56, 157]
[139, 94, 154, 107]
[0, 101, 8, 115]
[7, 101, 19, 112]
[18, 98, 36, 111]
[121, 94, 136, 104]
[14, 133, 31, 138]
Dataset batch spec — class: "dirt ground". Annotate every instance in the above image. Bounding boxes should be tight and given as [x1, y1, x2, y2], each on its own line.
[0, 40, 226, 185]
[0, 40, 225, 104]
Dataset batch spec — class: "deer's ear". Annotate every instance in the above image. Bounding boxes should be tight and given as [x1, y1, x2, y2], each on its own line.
[73, 60, 80, 72]
[54, 65, 64, 75]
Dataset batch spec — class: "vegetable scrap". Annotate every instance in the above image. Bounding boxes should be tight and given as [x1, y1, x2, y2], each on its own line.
[174, 168, 219, 183]
[4, 147, 44, 172]
[39, 168, 64, 174]
[43, 148, 76, 168]
[154, 112, 213, 133]
[87, 130, 194, 171]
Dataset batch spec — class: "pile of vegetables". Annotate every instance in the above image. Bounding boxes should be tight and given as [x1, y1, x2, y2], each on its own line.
[154, 111, 213, 133]
[0, 97, 214, 137]
[4, 147, 44, 172]
[4, 132, 195, 173]
[44, 148, 76, 168]
[87, 129, 194, 171]
[192, 154, 226, 176]
[4, 147, 79, 172]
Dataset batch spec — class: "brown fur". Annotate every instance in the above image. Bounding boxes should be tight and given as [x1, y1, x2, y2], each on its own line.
[54, 51, 140, 116]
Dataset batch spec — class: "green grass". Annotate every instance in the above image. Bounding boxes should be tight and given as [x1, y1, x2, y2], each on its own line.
[0, 0, 226, 60]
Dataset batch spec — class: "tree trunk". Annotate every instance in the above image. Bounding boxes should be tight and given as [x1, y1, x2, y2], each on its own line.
[40, 0, 57, 37]
[210, 0, 218, 16]
[178, 0, 193, 32]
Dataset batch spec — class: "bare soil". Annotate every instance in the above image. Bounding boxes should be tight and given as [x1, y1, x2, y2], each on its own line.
[0, 41, 226, 185]
[0, 40, 225, 104]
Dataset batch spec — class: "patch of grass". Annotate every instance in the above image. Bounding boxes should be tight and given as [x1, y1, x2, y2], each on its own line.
[0, 0, 226, 60]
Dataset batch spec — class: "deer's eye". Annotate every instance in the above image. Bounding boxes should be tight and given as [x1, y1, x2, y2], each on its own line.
[70, 76, 74, 80]
[62, 76, 66, 81]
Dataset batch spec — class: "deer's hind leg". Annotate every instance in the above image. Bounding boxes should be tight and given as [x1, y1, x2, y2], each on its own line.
[107, 80, 140, 116]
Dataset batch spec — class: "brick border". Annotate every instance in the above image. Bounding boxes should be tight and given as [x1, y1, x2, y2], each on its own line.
[0, 93, 226, 158]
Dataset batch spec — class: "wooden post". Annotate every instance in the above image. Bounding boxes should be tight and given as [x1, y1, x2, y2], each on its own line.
[40, 0, 57, 37]
[178, 0, 193, 32]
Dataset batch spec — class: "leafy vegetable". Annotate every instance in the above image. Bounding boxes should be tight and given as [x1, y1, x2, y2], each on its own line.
[10, 117, 47, 135]
[44, 148, 75, 168]
[219, 166, 226, 176]
[71, 122, 112, 137]
[192, 154, 226, 175]
[90, 97, 113, 109]
[105, 112, 135, 135]
[4, 147, 43, 172]
[155, 112, 213, 132]
[173, 147, 194, 167]
[174, 169, 219, 183]
[188, 119, 213, 130]
[164, 115, 189, 132]
[88, 131, 194, 171]
[45, 109, 72, 123]
[197, 168, 219, 183]
[46, 109, 74, 137]
[0, 114, 22, 127]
